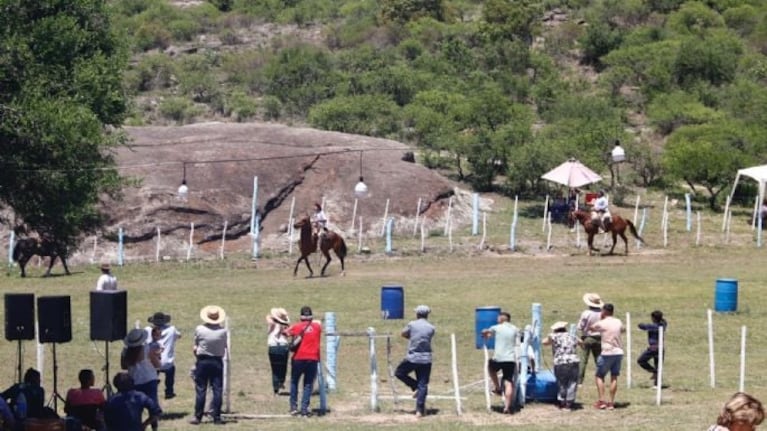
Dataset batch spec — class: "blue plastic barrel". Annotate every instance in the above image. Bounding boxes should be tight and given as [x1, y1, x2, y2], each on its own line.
[525, 370, 558, 402]
[715, 278, 738, 312]
[475, 306, 501, 349]
[381, 285, 404, 319]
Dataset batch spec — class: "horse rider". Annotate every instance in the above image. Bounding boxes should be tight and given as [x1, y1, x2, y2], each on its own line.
[591, 190, 611, 231]
[312, 203, 328, 246]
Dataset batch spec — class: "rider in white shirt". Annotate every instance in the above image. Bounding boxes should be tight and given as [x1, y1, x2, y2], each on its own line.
[312, 203, 328, 245]
[591, 190, 611, 231]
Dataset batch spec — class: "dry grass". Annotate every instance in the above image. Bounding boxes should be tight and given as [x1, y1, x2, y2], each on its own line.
[2, 194, 767, 430]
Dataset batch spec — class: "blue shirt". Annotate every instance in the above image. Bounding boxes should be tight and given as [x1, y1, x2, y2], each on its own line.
[402, 318, 435, 364]
[104, 390, 161, 431]
[638, 321, 667, 346]
[0, 398, 13, 426]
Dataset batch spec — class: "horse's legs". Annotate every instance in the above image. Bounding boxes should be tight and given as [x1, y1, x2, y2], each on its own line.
[303, 255, 314, 277]
[620, 231, 629, 255]
[336, 249, 345, 273]
[61, 256, 71, 275]
[294, 255, 314, 277]
[18, 255, 30, 278]
[320, 249, 332, 276]
[44, 255, 57, 277]
[608, 231, 618, 255]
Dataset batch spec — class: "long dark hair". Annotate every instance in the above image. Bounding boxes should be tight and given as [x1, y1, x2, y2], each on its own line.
[124, 345, 144, 367]
[651, 310, 667, 327]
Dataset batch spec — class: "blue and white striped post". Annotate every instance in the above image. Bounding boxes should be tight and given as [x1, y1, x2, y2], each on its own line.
[318, 360, 327, 415]
[518, 325, 531, 407]
[685, 193, 692, 232]
[509, 195, 518, 251]
[7, 231, 15, 272]
[472, 193, 479, 236]
[385, 218, 394, 255]
[117, 227, 124, 266]
[325, 312, 338, 391]
[250, 176, 259, 259]
[531, 303, 542, 372]
[252, 214, 260, 259]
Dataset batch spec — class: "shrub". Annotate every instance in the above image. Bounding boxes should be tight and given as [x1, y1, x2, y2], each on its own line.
[308, 94, 401, 137]
[262, 96, 282, 120]
[134, 22, 172, 51]
[158, 97, 202, 124]
[127, 53, 177, 92]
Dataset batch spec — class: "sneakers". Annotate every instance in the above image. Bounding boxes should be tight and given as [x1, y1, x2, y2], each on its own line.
[188, 417, 201, 425]
[606, 402, 615, 410]
[593, 400, 607, 410]
[301, 411, 313, 418]
[415, 411, 424, 418]
[290, 410, 300, 417]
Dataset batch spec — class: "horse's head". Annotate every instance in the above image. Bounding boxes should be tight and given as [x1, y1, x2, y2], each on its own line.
[294, 216, 311, 229]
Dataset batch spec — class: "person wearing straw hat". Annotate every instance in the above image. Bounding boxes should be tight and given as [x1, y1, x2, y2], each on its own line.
[708, 392, 765, 431]
[266, 308, 290, 395]
[285, 306, 322, 417]
[481, 311, 519, 415]
[543, 321, 582, 410]
[95, 263, 117, 291]
[190, 306, 228, 425]
[147, 312, 181, 400]
[577, 293, 604, 385]
[395, 305, 435, 418]
[121, 328, 161, 430]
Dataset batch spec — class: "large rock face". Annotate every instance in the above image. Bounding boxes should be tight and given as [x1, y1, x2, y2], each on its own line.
[103, 122, 459, 258]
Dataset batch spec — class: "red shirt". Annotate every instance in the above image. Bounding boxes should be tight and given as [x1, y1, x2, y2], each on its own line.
[289, 320, 321, 361]
[65, 388, 105, 407]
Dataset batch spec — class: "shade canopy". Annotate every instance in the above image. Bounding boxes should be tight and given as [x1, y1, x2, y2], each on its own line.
[723, 164, 767, 231]
[541, 158, 602, 188]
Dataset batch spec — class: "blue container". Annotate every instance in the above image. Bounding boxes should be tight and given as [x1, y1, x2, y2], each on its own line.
[525, 370, 558, 402]
[715, 278, 738, 312]
[381, 285, 404, 319]
[475, 306, 501, 349]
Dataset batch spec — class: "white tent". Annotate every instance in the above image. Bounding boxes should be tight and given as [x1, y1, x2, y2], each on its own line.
[541, 158, 602, 188]
[723, 164, 767, 231]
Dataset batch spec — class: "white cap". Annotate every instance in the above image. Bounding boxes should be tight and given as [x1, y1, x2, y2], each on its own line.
[415, 305, 431, 316]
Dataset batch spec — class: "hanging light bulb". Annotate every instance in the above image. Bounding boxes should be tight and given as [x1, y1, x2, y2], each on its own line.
[177, 162, 189, 201]
[354, 151, 368, 199]
[611, 140, 626, 163]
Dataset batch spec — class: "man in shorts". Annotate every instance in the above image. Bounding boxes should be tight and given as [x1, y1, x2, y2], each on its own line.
[482, 311, 519, 414]
[589, 303, 624, 410]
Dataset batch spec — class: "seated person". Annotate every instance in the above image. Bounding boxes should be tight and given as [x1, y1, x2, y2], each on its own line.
[65, 369, 105, 431]
[1, 368, 45, 423]
[104, 373, 161, 431]
[0, 397, 15, 431]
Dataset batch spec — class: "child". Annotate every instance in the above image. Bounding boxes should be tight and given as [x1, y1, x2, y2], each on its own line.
[637, 310, 667, 386]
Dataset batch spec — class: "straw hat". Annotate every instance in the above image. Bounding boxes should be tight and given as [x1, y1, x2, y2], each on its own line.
[124, 328, 148, 347]
[200, 305, 226, 325]
[100, 262, 111, 271]
[551, 321, 568, 332]
[415, 305, 431, 316]
[148, 312, 171, 326]
[268, 308, 290, 325]
[583, 293, 604, 309]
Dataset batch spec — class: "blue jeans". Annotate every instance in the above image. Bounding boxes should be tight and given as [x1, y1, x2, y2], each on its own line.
[269, 345, 290, 394]
[194, 356, 223, 421]
[160, 365, 176, 397]
[395, 360, 431, 414]
[134, 379, 159, 430]
[290, 359, 318, 415]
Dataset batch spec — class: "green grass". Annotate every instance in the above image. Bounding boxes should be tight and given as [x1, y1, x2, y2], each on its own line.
[3, 195, 767, 430]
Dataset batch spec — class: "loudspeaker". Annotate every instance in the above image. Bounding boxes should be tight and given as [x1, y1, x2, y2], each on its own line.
[4, 293, 35, 341]
[90, 290, 127, 342]
[37, 296, 72, 344]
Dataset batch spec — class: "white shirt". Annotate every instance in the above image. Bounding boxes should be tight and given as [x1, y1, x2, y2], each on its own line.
[593, 195, 609, 211]
[313, 210, 327, 227]
[95, 274, 117, 291]
[145, 325, 181, 368]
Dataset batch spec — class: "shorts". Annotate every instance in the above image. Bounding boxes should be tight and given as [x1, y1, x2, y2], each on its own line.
[596, 354, 622, 378]
[489, 359, 518, 384]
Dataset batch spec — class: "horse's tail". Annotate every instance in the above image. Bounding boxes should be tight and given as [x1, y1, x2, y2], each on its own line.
[626, 220, 645, 244]
[338, 236, 347, 259]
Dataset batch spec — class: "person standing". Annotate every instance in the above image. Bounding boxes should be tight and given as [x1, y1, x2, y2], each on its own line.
[190, 305, 228, 425]
[95, 263, 117, 291]
[577, 293, 604, 385]
[395, 305, 435, 418]
[286, 306, 321, 417]
[266, 308, 290, 395]
[147, 312, 181, 400]
[589, 303, 624, 410]
[104, 372, 161, 431]
[481, 311, 519, 414]
[121, 329, 160, 430]
[543, 321, 582, 410]
[637, 310, 667, 387]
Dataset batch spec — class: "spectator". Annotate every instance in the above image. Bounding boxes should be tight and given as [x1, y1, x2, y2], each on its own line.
[481, 311, 519, 414]
[122, 329, 160, 430]
[95, 263, 117, 291]
[543, 321, 582, 410]
[0, 397, 14, 431]
[708, 392, 764, 431]
[2, 368, 45, 422]
[589, 303, 624, 410]
[104, 372, 161, 431]
[577, 293, 604, 385]
[637, 310, 668, 387]
[395, 305, 435, 418]
[190, 305, 228, 425]
[286, 306, 322, 417]
[146, 312, 181, 400]
[64, 369, 106, 431]
[266, 308, 290, 395]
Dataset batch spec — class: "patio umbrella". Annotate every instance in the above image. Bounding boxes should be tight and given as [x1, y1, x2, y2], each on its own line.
[541, 158, 602, 188]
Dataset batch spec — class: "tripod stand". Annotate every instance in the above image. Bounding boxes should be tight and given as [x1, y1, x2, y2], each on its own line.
[47, 343, 66, 413]
[16, 339, 24, 383]
[101, 341, 114, 398]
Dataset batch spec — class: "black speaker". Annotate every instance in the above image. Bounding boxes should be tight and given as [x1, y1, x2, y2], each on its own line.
[90, 290, 127, 342]
[37, 296, 72, 343]
[4, 293, 35, 341]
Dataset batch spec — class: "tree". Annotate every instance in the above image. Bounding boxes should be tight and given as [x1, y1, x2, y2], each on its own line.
[0, 0, 128, 252]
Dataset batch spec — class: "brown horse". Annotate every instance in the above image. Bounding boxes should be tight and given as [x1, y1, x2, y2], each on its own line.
[293, 216, 347, 277]
[568, 210, 644, 256]
[12, 237, 71, 277]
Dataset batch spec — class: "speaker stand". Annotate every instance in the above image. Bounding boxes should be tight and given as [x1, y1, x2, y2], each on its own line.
[101, 341, 114, 398]
[47, 343, 65, 414]
[16, 339, 23, 383]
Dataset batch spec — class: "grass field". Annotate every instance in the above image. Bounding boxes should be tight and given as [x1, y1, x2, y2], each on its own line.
[2, 196, 767, 430]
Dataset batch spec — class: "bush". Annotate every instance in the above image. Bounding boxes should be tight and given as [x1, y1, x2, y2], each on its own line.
[226, 91, 259, 121]
[127, 53, 177, 92]
[262, 96, 282, 120]
[308, 94, 401, 136]
[134, 22, 172, 51]
[158, 97, 202, 124]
